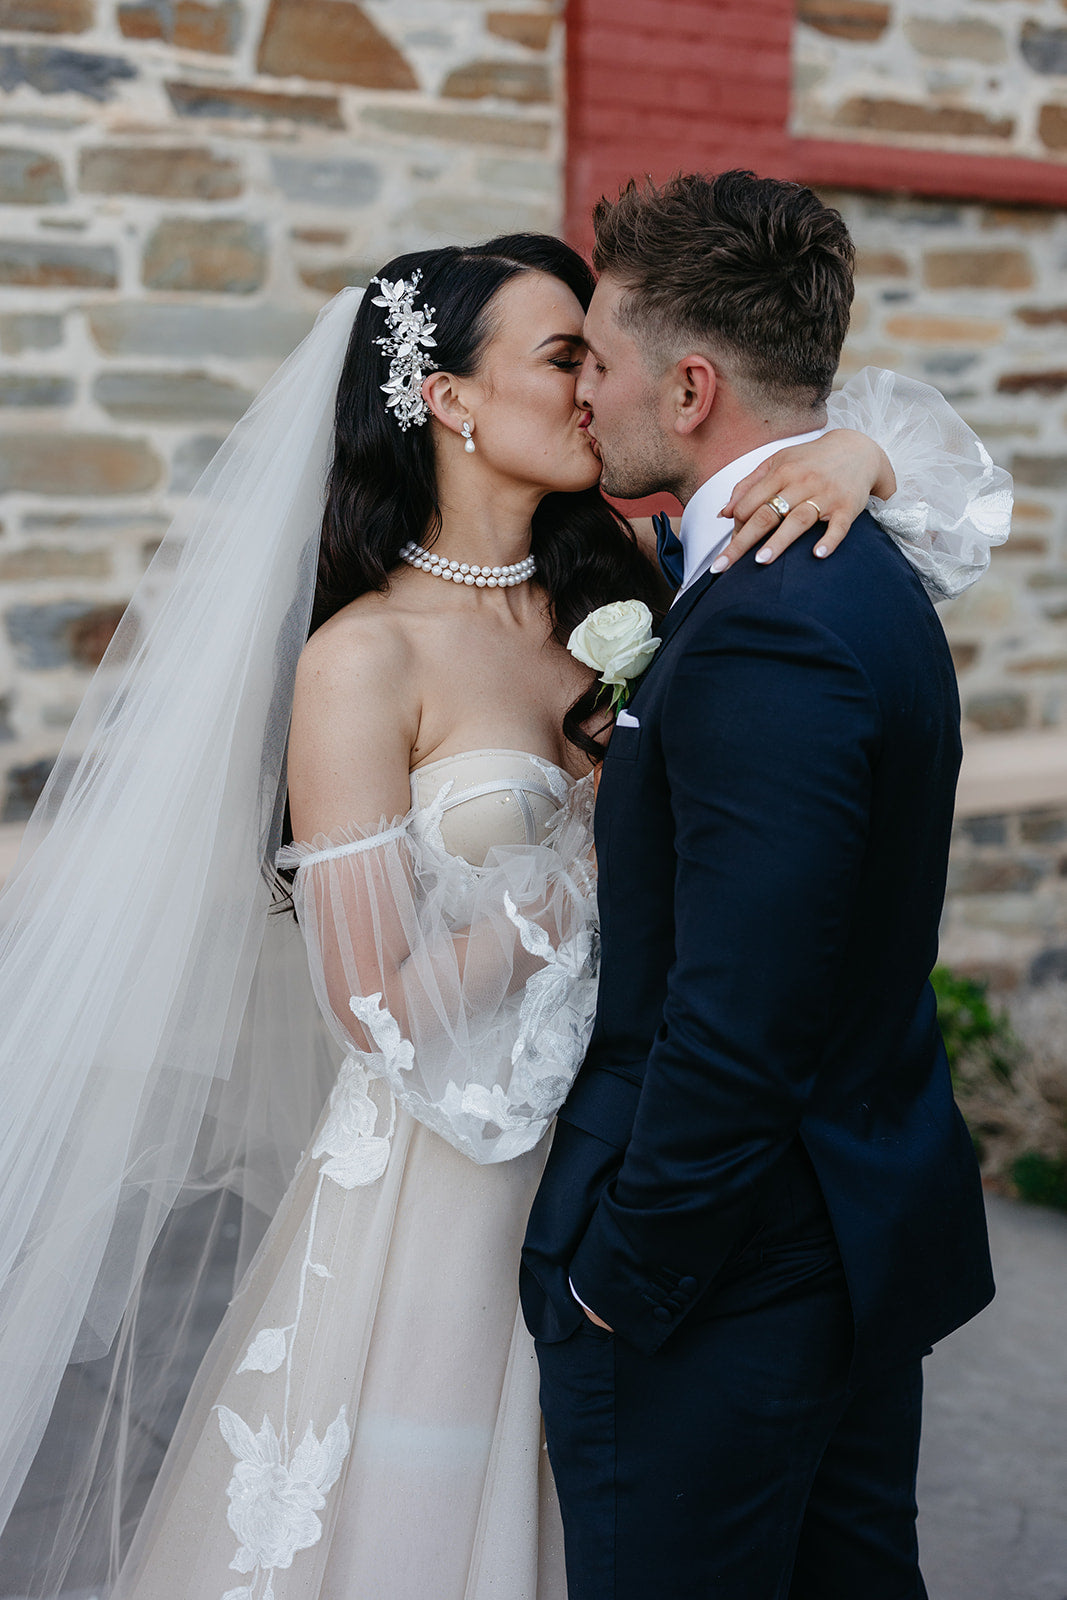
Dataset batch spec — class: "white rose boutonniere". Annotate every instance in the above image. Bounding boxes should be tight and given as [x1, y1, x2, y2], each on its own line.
[568, 599, 661, 712]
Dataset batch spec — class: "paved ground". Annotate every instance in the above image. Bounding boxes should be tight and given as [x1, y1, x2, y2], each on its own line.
[918, 1194, 1067, 1600]
[0, 1192, 1063, 1598]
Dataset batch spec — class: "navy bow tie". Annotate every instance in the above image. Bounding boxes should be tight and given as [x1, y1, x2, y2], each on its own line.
[652, 511, 685, 589]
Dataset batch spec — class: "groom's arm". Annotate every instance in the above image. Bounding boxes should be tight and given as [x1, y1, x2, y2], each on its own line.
[568, 600, 882, 1352]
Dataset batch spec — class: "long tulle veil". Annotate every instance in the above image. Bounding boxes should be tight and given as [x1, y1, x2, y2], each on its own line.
[0, 288, 362, 1596]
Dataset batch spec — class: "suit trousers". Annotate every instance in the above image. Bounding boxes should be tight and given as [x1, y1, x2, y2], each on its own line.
[536, 1149, 929, 1600]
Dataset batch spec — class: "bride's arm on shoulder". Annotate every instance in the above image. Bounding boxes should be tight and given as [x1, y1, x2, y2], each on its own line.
[287, 609, 417, 841]
[709, 368, 1012, 596]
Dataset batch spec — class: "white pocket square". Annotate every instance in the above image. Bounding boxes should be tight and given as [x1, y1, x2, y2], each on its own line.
[616, 709, 640, 728]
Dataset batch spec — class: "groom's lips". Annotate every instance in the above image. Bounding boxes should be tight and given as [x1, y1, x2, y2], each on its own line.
[579, 413, 602, 459]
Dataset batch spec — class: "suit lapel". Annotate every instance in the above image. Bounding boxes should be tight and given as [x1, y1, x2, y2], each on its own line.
[623, 570, 719, 711]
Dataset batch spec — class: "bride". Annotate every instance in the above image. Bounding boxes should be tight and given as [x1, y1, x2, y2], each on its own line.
[0, 231, 1008, 1600]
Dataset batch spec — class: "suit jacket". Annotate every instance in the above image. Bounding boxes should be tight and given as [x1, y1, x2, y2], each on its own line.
[521, 513, 994, 1375]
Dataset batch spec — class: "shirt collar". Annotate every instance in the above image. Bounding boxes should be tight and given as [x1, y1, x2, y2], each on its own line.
[675, 427, 827, 600]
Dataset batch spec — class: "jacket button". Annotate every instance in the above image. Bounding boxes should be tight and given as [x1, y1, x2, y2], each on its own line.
[653, 1306, 672, 1323]
[678, 1276, 697, 1292]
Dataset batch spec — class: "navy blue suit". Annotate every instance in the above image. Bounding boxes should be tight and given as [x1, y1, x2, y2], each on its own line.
[522, 514, 994, 1599]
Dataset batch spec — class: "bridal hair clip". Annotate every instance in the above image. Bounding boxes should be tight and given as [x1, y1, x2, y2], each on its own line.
[370, 271, 439, 430]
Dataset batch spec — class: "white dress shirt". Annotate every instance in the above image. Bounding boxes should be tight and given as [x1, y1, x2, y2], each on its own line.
[673, 428, 827, 603]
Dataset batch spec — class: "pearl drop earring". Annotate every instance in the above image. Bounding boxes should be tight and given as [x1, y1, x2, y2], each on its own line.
[462, 422, 476, 454]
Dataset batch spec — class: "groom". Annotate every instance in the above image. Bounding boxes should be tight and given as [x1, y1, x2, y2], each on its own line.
[520, 171, 995, 1599]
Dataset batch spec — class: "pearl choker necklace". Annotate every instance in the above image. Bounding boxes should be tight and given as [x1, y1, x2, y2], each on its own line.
[399, 540, 536, 588]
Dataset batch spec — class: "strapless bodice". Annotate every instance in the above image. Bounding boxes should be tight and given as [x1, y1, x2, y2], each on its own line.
[409, 748, 575, 867]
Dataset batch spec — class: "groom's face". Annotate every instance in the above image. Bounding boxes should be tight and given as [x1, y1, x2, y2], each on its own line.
[578, 276, 683, 501]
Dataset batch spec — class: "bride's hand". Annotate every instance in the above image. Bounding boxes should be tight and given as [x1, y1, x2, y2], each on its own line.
[712, 429, 896, 573]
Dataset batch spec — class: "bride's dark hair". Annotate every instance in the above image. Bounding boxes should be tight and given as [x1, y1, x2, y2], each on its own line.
[312, 232, 662, 759]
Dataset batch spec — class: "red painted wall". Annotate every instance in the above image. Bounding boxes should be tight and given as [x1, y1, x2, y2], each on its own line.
[564, 0, 1067, 253]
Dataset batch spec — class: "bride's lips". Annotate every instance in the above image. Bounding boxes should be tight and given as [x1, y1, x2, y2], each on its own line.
[578, 413, 602, 460]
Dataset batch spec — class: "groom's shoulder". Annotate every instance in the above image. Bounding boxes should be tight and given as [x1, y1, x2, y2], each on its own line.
[711, 512, 933, 635]
[690, 512, 948, 687]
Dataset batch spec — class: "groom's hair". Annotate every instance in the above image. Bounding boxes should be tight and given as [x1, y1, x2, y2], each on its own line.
[592, 170, 855, 409]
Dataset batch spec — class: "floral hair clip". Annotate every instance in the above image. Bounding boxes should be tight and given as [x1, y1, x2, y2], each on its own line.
[370, 271, 439, 430]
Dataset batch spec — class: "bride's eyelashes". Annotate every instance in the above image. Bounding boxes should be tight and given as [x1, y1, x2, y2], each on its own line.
[550, 357, 583, 372]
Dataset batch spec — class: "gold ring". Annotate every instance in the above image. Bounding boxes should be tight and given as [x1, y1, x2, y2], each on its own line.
[803, 499, 824, 519]
[767, 494, 791, 520]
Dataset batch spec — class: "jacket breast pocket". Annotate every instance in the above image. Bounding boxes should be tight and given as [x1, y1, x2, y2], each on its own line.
[606, 722, 642, 764]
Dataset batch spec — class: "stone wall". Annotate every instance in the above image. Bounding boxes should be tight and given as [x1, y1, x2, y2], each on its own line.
[829, 189, 1067, 742]
[0, 0, 563, 819]
[795, 0, 1067, 162]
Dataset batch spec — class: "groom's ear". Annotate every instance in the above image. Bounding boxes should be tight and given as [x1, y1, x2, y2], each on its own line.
[671, 355, 716, 436]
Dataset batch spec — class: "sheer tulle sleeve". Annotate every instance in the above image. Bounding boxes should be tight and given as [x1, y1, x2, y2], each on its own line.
[275, 776, 598, 1167]
[827, 366, 1013, 600]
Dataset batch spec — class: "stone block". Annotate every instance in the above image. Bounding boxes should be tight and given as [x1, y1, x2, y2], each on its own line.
[796, 0, 888, 39]
[1037, 105, 1067, 152]
[1012, 456, 1067, 489]
[997, 370, 1067, 397]
[167, 81, 343, 128]
[1020, 811, 1067, 846]
[270, 153, 380, 206]
[1029, 947, 1067, 986]
[964, 691, 1029, 733]
[118, 1, 241, 53]
[923, 249, 1032, 291]
[905, 16, 1005, 62]
[79, 145, 243, 200]
[950, 641, 979, 672]
[93, 370, 254, 423]
[0, 434, 161, 494]
[1008, 654, 1067, 675]
[1020, 21, 1067, 75]
[169, 433, 224, 493]
[290, 227, 347, 245]
[23, 509, 170, 537]
[949, 857, 1047, 895]
[5, 600, 125, 670]
[884, 313, 1004, 345]
[2, 758, 52, 824]
[67, 603, 126, 667]
[0, 545, 111, 580]
[834, 97, 1013, 141]
[362, 104, 551, 149]
[299, 261, 375, 295]
[257, 0, 417, 90]
[0, 374, 73, 406]
[487, 11, 555, 50]
[411, 191, 555, 239]
[0, 313, 63, 354]
[142, 218, 266, 294]
[0, 145, 66, 204]
[855, 250, 908, 278]
[0, 240, 117, 289]
[960, 815, 1009, 847]
[476, 155, 557, 193]
[0, 0, 90, 28]
[442, 59, 550, 103]
[86, 303, 312, 360]
[0, 44, 137, 101]
[1016, 306, 1067, 327]
[0, 695, 12, 743]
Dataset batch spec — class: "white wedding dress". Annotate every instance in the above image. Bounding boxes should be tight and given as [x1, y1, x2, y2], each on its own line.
[117, 751, 597, 1600]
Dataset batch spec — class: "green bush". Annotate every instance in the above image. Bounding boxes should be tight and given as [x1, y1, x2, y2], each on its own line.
[1011, 1152, 1067, 1212]
[932, 965, 1016, 1085]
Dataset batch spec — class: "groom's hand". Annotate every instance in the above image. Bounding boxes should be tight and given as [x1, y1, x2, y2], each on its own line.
[583, 1306, 614, 1332]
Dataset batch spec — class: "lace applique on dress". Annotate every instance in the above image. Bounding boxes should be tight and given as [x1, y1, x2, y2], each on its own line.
[216, 995, 414, 1594]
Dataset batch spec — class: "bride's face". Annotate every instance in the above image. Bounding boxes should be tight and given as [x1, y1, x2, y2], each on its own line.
[462, 271, 603, 497]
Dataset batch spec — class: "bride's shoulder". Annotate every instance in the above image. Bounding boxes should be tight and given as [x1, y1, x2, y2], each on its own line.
[294, 598, 418, 737]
